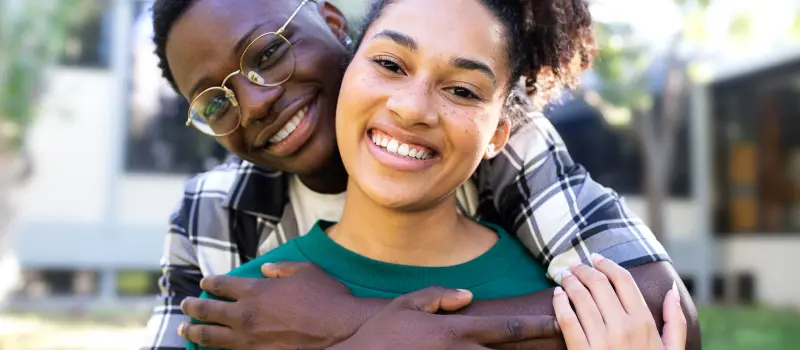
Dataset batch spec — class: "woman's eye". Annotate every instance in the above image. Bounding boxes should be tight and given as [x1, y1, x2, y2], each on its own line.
[447, 86, 479, 100]
[373, 58, 404, 74]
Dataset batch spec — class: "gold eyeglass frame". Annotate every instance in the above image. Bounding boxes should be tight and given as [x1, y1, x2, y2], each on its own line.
[185, 0, 314, 136]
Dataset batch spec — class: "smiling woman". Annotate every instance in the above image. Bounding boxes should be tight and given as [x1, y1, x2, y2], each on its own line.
[186, 0, 593, 349]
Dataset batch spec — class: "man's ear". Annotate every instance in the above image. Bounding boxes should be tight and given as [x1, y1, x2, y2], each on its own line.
[483, 121, 511, 160]
[317, 0, 350, 43]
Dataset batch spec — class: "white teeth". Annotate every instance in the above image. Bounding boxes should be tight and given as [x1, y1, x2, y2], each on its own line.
[398, 144, 409, 156]
[269, 106, 308, 143]
[370, 132, 433, 160]
[386, 139, 399, 153]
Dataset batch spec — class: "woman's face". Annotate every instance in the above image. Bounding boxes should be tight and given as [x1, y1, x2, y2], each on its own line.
[336, 0, 511, 211]
[166, 0, 349, 176]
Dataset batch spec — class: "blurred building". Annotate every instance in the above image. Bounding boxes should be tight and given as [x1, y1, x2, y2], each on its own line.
[8, 0, 800, 310]
[548, 46, 800, 308]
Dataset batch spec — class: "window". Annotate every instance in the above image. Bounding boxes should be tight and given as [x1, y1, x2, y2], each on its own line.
[124, 1, 227, 174]
[712, 59, 800, 234]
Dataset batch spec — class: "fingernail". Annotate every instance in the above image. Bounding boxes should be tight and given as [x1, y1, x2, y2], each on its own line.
[553, 286, 565, 296]
[177, 322, 186, 336]
[590, 253, 605, 264]
[671, 281, 681, 304]
[561, 270, 573, 280]
[262, 262, 274, 268]
[456, 288, 470, 294]
[554, 319, 562, 333]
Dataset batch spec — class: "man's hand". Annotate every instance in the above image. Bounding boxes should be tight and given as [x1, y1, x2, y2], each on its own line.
[179, 262, 560, 349]
[179, 262, 373, 349]
[330, 286, 560, 350]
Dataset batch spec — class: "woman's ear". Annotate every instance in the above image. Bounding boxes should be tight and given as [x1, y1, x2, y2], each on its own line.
[317, 1, 350, 44]
[483, 121, 511, 159]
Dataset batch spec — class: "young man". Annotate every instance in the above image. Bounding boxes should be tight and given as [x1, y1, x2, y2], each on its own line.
[142, 0, 698, 349]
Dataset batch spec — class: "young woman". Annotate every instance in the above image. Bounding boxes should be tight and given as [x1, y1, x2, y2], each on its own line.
[184, 0, 688, 349]
[145, 0, 697, 349]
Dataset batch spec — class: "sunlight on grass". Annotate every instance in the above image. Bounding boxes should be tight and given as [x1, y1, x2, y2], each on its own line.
[699, 306, 800, 350]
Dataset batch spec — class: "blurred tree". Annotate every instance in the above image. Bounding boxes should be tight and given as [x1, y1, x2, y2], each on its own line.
[0, 0, 100, 304]
[0, 0, 101, 151]
[585, 0, 800, 242]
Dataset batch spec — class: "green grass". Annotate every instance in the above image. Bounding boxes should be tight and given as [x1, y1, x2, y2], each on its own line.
[699, 306, 800, 350]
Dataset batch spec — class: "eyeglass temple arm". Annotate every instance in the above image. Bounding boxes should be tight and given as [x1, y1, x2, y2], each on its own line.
[276, 0, 312, 35]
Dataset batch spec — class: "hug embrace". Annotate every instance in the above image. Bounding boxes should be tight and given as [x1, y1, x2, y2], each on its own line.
[143, 0, 699, 349]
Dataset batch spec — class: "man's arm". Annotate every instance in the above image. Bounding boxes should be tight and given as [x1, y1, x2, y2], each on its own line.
[473, 111, 698, 348]
[141, 198, 203, 350]
[460, 261, 700, 350]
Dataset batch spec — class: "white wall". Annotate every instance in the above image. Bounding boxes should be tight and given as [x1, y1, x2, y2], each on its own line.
[718, 236, 800, 308]
[14, 68, 186, 270]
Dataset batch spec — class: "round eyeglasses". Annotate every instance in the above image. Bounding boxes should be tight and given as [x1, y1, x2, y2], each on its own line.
[186, 0, 311, 136]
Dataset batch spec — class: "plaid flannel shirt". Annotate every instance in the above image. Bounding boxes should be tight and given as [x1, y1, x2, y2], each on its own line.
[141, 113, 669, 349]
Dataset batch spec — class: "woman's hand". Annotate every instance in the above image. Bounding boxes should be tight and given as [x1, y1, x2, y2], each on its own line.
[553, 254, 687, 350]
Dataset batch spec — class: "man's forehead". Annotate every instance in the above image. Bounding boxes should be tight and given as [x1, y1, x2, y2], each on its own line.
[166, 0, 301, 96]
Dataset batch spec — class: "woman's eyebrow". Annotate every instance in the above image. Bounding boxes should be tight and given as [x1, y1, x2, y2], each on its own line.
[372, 29, 417, 52]
[450, 56, 496, 84]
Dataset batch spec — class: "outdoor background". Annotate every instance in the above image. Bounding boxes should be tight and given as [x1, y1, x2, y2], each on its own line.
[1, 0, 799, 349]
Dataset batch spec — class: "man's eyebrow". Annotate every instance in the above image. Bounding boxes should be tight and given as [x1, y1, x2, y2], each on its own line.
[372, 29, 417, 52]
[188, 23, 267, 98]
[233, 24, 263, 57]
[450, 56, 496, 84]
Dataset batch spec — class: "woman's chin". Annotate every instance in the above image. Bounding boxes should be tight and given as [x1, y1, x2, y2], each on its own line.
[362, 186, 428, 212]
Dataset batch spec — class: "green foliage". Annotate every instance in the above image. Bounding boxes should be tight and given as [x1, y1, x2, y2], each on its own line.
[591, 22, 653, 112]
[699, 306, 800, 350]
[0, 0, 100, 149]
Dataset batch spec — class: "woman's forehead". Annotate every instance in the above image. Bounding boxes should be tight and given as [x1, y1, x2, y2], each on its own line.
[365, 0, 509, 76]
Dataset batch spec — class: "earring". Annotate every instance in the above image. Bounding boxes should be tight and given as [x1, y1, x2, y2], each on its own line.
[485, 144, 496, 158]
[342, 36, 353, 47]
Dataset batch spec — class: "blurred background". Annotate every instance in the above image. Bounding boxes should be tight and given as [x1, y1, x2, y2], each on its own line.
[0, 0, 798, 349]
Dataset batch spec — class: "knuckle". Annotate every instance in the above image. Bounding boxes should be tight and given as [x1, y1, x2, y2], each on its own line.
[442, 323, 461, 341]
[396, 296, 425, 312]
[588, 270, 610, 285]
[610, 325, 629, 343]
[242, 279, 259, 295]
[209, 277, 223, 296]
[198, 326, 211, 347]
[503, 319, 524, 341]
[240, 308, 258, 329]
[566, 284, 590, 299]
[195, 299, 208, 320]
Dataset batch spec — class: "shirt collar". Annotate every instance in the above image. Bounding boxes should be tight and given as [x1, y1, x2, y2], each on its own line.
[221, 156, 289, 220]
